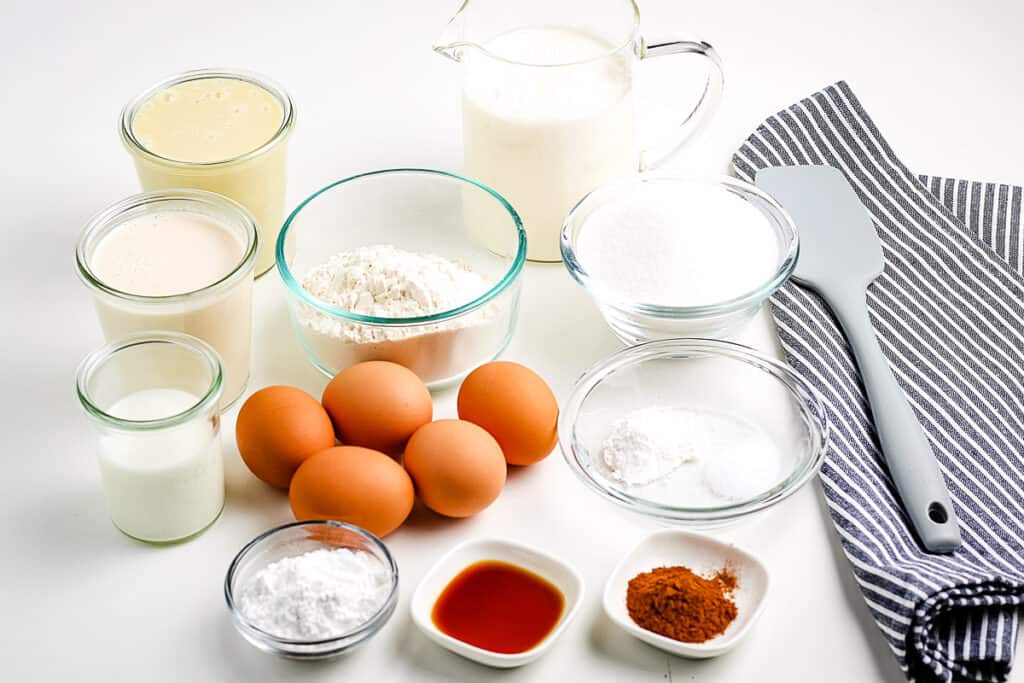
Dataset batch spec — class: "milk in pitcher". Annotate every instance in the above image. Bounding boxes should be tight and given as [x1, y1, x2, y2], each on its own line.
[461, 27, 638, 262]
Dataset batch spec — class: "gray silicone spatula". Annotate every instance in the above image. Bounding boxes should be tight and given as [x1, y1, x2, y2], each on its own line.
[755, 165, 962, 554]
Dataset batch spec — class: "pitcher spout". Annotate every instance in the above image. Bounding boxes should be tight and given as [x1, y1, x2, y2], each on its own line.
[433, 0, 471, 62]
[433, 40, 469, 63]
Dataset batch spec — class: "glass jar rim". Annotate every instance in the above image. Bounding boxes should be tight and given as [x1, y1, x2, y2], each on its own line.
[119, 67, 295, 168]
[75, 189, 259, 304]
[76, 332, 224, 430]
[560, 175, 800, 318]
[275, 168, 527, 326]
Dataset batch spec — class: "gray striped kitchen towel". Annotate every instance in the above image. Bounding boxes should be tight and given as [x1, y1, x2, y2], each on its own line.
[732, 81, 1024, 683]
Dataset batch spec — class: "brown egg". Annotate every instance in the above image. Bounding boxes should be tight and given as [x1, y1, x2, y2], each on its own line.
[404, 419, 507, 518]
[235, 386, 336, 489]
[322, 361, 432, 456]
[289, 446, 414, 537]
[457, 362, 559, 466]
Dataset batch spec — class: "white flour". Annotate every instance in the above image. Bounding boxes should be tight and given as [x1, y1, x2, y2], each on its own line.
[296, 245, 503, 384]
[575, 182, 779, 306]
[236, 548, 392, 641]
[599, 406, 783, 502]
[299, 245, 490, 342]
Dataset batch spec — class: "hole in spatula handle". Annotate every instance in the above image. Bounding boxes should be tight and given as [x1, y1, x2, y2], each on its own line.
[928, 502, 949, 524]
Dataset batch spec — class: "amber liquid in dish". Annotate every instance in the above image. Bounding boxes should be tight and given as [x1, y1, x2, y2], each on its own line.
[431, 560, 565, 654]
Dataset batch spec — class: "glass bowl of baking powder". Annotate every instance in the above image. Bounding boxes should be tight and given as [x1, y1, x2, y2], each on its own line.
[224, 520, 399, 658]
[276, 169, 527, 388]
[559, 338, 828, 526]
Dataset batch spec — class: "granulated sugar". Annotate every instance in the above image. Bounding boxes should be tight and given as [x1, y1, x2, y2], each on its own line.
[575, 182, 779, 306]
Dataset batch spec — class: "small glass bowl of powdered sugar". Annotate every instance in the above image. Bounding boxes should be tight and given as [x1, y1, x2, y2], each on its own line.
[561, 176, 798, 344]
[276, 169, 526, 388]
[225, 520, 399, 658]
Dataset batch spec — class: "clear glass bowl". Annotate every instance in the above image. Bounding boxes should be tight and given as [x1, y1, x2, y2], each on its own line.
[224, 520, 399, 659]
[558, 339, 828, 526]
[561, 176, 799, 343]
[276, 169, 526, 388]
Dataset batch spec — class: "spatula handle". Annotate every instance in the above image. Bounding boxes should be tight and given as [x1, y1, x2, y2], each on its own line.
[831, 290, 962, 553]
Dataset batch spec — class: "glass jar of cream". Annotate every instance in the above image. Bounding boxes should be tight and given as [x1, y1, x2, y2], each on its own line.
[76, 189, 257, 407]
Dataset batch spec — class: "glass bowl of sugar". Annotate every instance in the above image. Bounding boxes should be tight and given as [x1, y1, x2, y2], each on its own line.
[276, 169, 527, 389]
[558, 338, 828, 526]
[561, 176, 798, 343]
[224, 520, 399, 659]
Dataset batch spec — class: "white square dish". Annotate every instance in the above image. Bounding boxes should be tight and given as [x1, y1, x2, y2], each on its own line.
[410, 538, 584, 668]
[603, 529, 769, 658]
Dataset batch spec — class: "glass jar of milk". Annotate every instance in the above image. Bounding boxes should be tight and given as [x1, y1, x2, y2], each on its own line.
[76, 333, 225, 544]
[435, 0, 723, 262]
[76, 189, 257, 407]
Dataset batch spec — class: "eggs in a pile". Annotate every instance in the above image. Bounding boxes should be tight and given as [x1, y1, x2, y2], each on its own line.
[235, 360, 559, 537]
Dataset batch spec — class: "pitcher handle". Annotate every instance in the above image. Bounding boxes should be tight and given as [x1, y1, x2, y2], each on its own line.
[638, 39, 724, 171]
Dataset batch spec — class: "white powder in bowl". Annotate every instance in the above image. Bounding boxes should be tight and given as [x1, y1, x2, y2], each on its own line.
[235, 547, 392, 641]
[299, 245, 491, 343]
[702, 441, 783, 501]
[597, 406, 783, 504]
[575, 182, 780, 307]
[295, 245, 506, 383]
[601, 407, 698, 485]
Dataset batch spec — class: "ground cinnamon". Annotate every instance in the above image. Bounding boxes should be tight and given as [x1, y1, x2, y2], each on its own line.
[625, 565, 738, 643]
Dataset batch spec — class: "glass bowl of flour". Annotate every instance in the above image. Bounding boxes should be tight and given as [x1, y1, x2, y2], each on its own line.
[558, 339, 828, 526]
[225, 520, 399, 658]
[561, 176, 798, 343]
[276, 169, 526, 388]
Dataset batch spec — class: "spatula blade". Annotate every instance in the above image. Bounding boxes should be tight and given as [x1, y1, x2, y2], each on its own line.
[757, 165, 884, 293]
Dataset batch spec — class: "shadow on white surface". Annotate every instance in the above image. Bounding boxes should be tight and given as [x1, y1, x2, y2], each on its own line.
[588, 599, 761, 680]
[392, 607, 525, 682]
[12, 482, 119, 564]
[251, 278, 331, 398]
[810, 489, 908, 683]
[588, 604, 673, 674]
[403, 499, 477, 534]
[222, 453, 293, 530]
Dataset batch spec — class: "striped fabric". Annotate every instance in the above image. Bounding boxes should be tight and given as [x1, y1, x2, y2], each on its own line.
[731, 81, 1024, 682]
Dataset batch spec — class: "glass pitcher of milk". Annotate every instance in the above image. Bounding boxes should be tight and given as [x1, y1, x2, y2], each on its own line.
[435, 0, 723, 262]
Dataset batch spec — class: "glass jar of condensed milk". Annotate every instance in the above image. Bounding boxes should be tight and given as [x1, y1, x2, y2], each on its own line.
[119, 67, 295, 276]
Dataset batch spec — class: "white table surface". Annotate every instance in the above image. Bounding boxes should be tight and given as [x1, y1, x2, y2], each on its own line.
[4, 0, 1022, 680]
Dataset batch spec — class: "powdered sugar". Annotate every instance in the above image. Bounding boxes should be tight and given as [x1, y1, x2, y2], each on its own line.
[235, 548, 392, 641]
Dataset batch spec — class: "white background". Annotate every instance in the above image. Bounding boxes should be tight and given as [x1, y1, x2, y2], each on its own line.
[3, 1, 1023, 681]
